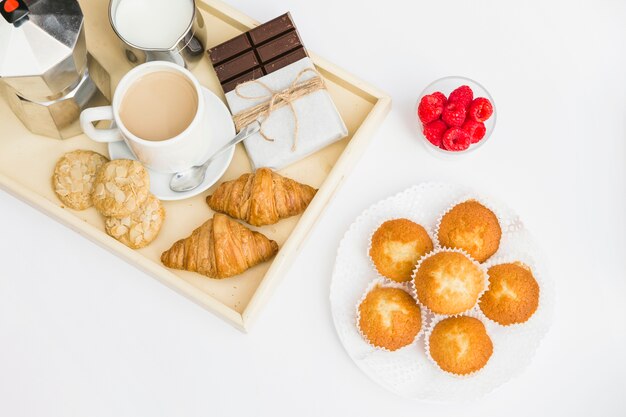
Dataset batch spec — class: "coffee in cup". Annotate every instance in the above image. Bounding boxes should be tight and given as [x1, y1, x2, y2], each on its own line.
[119, 71, 198, 141]
[80, 61, 211, 173]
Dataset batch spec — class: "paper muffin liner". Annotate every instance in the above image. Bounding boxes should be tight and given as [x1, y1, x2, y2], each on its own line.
[478, 252, 545, 328]
[433, 193, 514, 264]
[423, 309, 497, 378]
[355, 277, 428, 353]
[410, 247, 490, 319]
[367, 214, 439, 285]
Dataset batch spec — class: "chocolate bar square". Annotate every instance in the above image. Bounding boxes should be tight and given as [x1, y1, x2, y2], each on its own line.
[207, 13, 309, 93]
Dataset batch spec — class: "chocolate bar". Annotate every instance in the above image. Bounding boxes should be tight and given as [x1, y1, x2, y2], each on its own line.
[208, 13, 309, 93]
[211, 13, 349, 171]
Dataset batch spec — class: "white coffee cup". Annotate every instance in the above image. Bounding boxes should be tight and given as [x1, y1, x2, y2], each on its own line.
[80, 61, 210, 173]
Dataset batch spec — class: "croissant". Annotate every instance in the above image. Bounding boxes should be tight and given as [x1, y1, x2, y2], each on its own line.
[206, 168, 317, 227]
[161, 213, 279, 279]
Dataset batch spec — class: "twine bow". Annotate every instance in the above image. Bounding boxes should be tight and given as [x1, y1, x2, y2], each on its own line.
[232, 68, 326, 152]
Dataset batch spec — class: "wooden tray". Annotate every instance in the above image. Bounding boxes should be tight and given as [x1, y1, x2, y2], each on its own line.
[0, 0, 391, 331]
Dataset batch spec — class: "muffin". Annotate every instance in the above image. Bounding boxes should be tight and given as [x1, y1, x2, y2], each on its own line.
[428, 316, 493, 375]
[358, 285, 422, 351]
[437, 200, 501, 262]
[369, 219, 434, 282]
[479, 262, 540, 325]
[413, 250, 486, 315]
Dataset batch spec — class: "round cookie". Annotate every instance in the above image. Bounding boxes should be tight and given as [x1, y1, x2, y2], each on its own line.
[413, 250, 486, 315]
[105, 194, 165, 249]
[479, 262, 540, 325]
[428, 316, 493, 375]
[437, 200, 501, 263]
[358, 286, 422, 351]
[52, 150, 108, 210]
[369, 218, 434, 282]
[92, 160, 150, 218]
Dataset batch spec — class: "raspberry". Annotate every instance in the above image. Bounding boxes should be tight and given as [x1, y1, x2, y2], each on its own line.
[441, 101, 467, 127]
[442, 128, 471, 151]
[448, 85, 474, 108]
[468, 97, 494, 122]
[462, 119, 486, 144]
[423, 119, 447, 147]
[432, 91, 447, 106]
[418, 93, 446, 124]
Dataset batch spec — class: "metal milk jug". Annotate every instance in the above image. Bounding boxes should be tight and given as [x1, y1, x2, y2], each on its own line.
[108, 0, 207, 68]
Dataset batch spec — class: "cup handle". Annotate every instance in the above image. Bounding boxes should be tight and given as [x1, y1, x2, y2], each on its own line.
[80, 106, 124, 143]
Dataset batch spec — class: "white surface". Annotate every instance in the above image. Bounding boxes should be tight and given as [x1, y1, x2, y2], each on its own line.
[331, 182, 554, 400]
[114, 0, 194, 48]
[108, 86, 236, 200]
[1, 0, 625, 416]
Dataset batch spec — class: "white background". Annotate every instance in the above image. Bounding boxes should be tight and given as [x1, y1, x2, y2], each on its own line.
[1, 0, 625, 415]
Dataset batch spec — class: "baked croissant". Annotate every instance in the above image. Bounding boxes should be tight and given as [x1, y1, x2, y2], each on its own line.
[161, 213, 279, 279]
[206, 168, 317, 226]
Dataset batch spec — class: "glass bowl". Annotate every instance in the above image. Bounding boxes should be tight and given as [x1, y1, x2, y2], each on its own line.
[416, 76, 497, 157]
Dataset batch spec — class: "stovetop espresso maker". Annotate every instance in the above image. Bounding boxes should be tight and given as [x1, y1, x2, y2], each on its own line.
[0, 0, 111, 139]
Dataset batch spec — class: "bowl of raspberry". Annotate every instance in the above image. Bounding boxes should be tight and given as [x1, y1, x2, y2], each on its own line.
[416, 76, 496, 156]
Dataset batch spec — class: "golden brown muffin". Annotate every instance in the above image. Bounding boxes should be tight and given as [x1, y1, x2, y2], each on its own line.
[479, 262, 540, 325]
[358, 286, 422, 351]
[413, 251, 486, 315]
[437, 200, 501, 262]
[369, 219, 434, 282]
[428, 316, 493, 375]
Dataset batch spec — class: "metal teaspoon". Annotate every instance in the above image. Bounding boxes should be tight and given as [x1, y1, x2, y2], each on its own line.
[169, 121, 261, 192]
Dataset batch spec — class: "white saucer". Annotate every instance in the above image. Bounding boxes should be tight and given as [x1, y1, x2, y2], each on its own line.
[108, 87, 235, 201]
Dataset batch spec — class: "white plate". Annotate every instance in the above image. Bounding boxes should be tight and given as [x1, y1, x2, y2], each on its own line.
[330, 182, 555, 401]
[108, 87, 235, 201]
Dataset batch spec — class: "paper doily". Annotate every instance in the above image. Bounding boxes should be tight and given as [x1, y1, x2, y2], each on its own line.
[330, 182, 554, 401]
